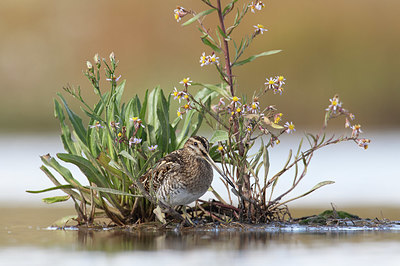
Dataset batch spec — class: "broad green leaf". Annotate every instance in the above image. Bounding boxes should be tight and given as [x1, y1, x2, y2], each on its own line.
[41, 154, 82, 187]
[232, 50, 282, 67]
[210, 130, 229, 143]
[119, 150, 136, 162]
[96, 152, 124, 179]
[42, 195, 70, 204]
[114, 79, 126, 106]
[176, 88, 218, 147]
[54, 99, 76, 155]
[57, 153, 108, 188]
[182, 8, 216, 26]
[85, 186, 142, 197]
[26, 185, 74, 194]
[156, 90, 170, 153]
[39, 165, 83, 201]
[57, 93, 87, 145]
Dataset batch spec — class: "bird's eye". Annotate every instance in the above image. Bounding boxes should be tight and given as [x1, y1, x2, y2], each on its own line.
[194, 142, 198, 146]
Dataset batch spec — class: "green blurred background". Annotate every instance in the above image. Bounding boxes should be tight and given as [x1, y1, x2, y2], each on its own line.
[1, 0, 399, 133]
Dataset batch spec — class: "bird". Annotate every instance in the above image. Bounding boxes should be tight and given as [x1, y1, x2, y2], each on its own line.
[139, 136, 235, 221]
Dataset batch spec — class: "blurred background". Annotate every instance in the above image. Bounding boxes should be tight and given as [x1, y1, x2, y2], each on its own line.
[1, 0, 399, 131]
[0, 0, 399, 216]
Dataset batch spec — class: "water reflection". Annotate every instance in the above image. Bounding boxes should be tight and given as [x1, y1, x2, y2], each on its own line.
[68, 227, 400, 252]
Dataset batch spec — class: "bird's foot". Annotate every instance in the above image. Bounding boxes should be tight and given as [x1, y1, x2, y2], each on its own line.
[153, 206, 167, 224]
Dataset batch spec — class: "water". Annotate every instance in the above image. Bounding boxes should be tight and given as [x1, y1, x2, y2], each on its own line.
[1, 132, 400, 265]
[1, 208, 400, 266]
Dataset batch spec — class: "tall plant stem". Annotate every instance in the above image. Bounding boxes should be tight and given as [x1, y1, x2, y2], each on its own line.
[216, 0, 234, 96]
[215, 0, 251, 220]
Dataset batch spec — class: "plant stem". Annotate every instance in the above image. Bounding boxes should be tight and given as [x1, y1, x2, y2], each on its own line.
[216, 0, 234, 96]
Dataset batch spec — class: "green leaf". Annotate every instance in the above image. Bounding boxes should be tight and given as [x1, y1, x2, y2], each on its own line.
[26, 185, 74, 194]
[210, 130, 229, 143]
[262, 143, 270, 181]
[54, 99, 76, 155]
[42, 195, 70, 204]
[176, 88, 218, 147]
[39, 165, 83, 201]
[57, 93, 87, 145]
[182, 8, 216, 26]
[217, 26, 230, 41]
[57, 153, 108, 188]
[194, 83, 230, 98]
[114, 79, 126, 106]
[119, 150, 136, 162]
[222, 0, 238, 17]
[85, 186, 142, 197]
[41, 154, 82, 187]
[96, 152, 124, 179]
[278, 181, 335, 206]
[201, 36, 222, 53]
[232, 50, 282, 67]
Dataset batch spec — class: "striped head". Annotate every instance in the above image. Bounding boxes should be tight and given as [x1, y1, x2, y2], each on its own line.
[183, 136, 210, 158]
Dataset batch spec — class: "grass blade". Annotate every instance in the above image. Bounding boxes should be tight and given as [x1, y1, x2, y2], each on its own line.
[182, 8, 216, 26]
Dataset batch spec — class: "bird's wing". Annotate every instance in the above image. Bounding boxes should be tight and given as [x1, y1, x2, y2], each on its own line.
[140, 149, 183, 191]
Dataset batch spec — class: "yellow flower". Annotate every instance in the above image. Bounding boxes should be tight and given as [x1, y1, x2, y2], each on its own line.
[177, 109, 183, 119]
[180, 77, 192, 86]
[231, 96, 241, 105]
[274, 113, 283, 124]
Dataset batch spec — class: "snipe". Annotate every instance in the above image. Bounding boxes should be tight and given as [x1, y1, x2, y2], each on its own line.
[139, 136, 234, 213]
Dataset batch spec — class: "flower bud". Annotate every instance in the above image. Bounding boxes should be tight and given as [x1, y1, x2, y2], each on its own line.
[86, 61, 93, 69]
[109, 52, 115, 62]
[94, 53, 100, 65]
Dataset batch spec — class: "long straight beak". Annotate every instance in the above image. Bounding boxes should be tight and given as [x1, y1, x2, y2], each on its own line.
[204, 153, 236, 189]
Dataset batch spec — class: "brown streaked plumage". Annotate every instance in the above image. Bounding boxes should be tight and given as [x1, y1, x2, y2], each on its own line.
[140, 136, 214, 208]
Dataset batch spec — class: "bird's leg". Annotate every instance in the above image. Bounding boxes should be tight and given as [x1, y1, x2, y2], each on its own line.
[155, 203, 185, 223]
[153, 206, 166, 224]
[181, 205, 194, 226]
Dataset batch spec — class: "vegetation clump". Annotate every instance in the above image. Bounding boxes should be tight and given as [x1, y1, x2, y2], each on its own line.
[28, 0, 370, 226]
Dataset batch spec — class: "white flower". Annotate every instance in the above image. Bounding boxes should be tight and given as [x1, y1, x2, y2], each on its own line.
[129, 137, 142, 147]
[326, 96, 342, 113]
[177, 108, 183, 119]
[351, 124, 363, 138]
[284, 122, 296, 134]
[89, 121, 103, 129]
[174, 7, 187, 22]
[255, 1, 265, 11]
[254, 24, 268, 34]
[179, 77, 192, 87]
[207, 54, 219, 65]
[249, 2, 256, 13]
[200, 52, 209, 67]
[106, 74, 121, 82]
[276, 75, 286, 86]
[265, 77, 278, 90]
